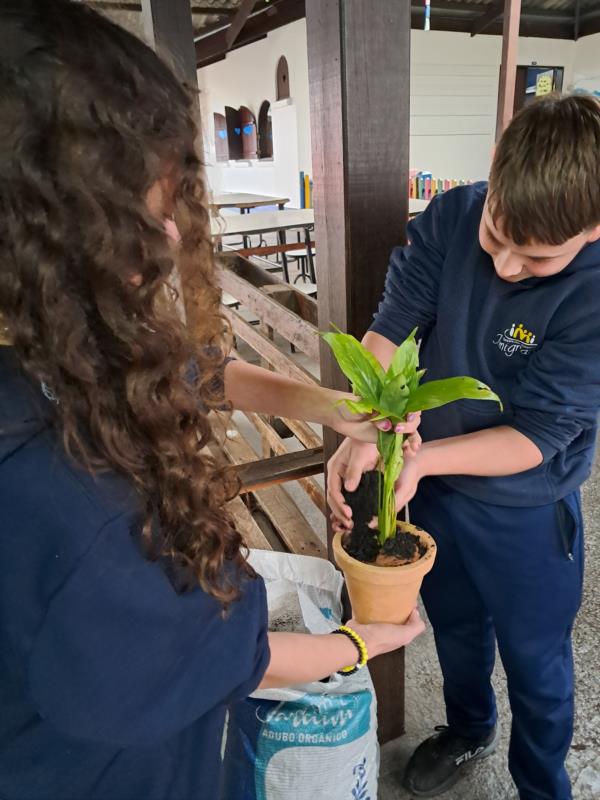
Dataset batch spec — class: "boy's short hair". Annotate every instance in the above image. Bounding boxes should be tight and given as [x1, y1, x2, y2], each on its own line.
[488, 94, 600, 246]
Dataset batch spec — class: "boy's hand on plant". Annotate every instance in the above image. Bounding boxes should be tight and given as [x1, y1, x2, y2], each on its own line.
[347, 608, 426, 657]
[403, 425, 422, 457]
[327, 439, 379, 529]
[326, 392, 417, 444]
[327, 400, 387, 443]
[393, 446, 426, 512]
[326, 414, 422, 530]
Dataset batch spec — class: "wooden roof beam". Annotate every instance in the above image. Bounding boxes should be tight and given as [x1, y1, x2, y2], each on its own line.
[471, 0, 504, 37]
[195, 0, 305, 67]
[92, 1, 240, 14]
[225, 0, 257, 48]
[579, 7, 600, 38]
[193, 6, 238, 14]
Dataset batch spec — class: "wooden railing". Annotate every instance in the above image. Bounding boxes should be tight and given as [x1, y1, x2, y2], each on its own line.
[214, 252, 327, 559]
[213, 251, 406, 746]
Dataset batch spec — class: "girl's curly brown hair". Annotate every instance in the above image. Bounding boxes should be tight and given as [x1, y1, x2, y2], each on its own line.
[0, 0, 250, 603]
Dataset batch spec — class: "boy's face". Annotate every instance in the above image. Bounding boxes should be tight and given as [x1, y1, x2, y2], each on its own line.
[479, 203, 600, 282]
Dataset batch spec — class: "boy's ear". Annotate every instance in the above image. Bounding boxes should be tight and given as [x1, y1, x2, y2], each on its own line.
[587, 225, 600, 244]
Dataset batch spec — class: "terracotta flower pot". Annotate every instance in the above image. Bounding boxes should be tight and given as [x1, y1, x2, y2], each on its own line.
[332, 523, 437, 624]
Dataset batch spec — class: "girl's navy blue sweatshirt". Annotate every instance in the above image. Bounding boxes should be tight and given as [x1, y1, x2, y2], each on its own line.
[0, 346, 269, 800]
[370, 182, 600, 506]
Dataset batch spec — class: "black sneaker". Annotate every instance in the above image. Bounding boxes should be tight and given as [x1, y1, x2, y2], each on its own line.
[402, 724, 499, 797]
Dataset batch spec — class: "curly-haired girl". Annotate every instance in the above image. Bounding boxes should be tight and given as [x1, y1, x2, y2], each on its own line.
[0, 1, 423, 798]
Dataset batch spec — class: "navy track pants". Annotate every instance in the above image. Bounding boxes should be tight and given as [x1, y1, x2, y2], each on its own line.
[410, 477, 584, 800]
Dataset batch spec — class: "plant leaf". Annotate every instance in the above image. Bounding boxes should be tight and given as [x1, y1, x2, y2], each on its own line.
[406, 376, 502, 413]
[341, 398, 376, 416]
[321, 331, 384, 402]
[408, 368, 427, 393]
[378, 372, 410, 420]
[386, 328, 419, 381]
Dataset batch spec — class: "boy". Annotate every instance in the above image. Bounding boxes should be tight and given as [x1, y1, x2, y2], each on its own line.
[327, 94, 600, 799]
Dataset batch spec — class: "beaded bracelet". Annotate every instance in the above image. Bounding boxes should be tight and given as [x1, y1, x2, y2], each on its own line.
[331, 625, 369, 675]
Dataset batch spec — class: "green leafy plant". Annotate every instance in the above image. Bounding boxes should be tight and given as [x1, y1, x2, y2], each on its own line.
[322, 327, 502, 546]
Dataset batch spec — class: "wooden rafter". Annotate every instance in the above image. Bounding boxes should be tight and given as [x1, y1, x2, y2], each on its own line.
[225, 0, 257, 48]
[409, 1, 577, 39]
[94, 0, 600, 42]
[470, 0, 504, 36]
[191, 5, 239, 14]
[195, 0, 305, 66]
[577, 4, 600, 37]
[92, 1, 239, 14]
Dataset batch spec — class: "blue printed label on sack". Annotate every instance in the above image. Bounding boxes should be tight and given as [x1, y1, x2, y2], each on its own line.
[253, 691, 372, 800]
[352, 757, 371, 800]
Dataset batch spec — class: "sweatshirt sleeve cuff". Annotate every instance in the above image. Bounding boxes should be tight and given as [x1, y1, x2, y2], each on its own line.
[506, 418, 559, 464]
[368, 318, 420, 347]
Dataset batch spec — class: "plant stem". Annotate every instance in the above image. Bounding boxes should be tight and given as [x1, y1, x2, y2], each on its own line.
[376, 429, 405, 546]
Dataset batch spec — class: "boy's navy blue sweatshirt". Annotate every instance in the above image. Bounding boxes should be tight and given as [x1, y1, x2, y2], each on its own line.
[0, 346, 269, 800]
[370, 182, 600, 506]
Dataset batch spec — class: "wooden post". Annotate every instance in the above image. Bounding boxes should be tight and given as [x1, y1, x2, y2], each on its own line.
[306, 0, 410, 743]
[141, 0, 198, 90]
[141, 0, 209, 340]
[495, 0, 522, 140]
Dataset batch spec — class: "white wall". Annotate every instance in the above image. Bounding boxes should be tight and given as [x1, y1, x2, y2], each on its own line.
[198, 21, 595, 198]
[197, 19, 310, 206]
[570, 32, 600, 94]
[410, 31, 575, 181]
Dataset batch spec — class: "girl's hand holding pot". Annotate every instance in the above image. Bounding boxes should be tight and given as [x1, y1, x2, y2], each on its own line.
[348, 609, 426, 657]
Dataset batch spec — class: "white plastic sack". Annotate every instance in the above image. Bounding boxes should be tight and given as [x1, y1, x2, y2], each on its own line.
[222, 550, 379, 800]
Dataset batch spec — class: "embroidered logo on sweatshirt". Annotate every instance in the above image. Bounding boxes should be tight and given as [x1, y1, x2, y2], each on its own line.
[493, 322, 539, 358]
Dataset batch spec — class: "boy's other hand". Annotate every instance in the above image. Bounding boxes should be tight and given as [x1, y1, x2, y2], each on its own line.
[327, 425, 422, 530]
[327, 439, 380, 529]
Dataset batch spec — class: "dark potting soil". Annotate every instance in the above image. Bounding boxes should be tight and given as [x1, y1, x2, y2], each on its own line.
[380, 531, 427, 561]
[342, 470, 426, 566]
[342, 470, 380, 562]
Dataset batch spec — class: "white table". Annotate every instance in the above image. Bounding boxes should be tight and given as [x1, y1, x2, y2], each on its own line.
[211, 209, 314, 238]
[210, 193, 290, 212]
[210, 195, 292, 251]
[212, 210, 315, 283]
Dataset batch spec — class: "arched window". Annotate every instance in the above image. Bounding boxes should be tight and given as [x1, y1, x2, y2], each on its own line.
[276, 56, 290, 101]
[258, 100, 273, 159]
[239, 106, 258, 159]
[213, 112, 228, 162]
[224, 105, 243, 160]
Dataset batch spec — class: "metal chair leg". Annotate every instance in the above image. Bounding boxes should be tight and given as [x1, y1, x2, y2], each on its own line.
[305, 227, 316, 283]
[278, 230, 290, 283]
